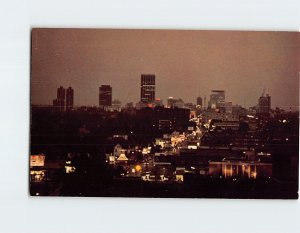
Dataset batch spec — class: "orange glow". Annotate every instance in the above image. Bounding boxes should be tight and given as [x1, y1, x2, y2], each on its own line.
[253, 172, 257, 179]
[135, 165, 142, 172]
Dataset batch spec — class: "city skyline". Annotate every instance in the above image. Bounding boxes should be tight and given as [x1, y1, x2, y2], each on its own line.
[31, 29, 299, 110]
[47, 84, 271, 110]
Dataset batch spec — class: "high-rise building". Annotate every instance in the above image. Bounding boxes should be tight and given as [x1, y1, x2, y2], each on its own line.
[209, 90, 225, 110]
[57, 86, 65, 101]
[196, 96, 203, 107]
[66, 87, 74, 111]
[140, 74, 155, 103]
[258, 94, 271, 115]
[53, 86, 66, 111]
[99, 85, 112, 109]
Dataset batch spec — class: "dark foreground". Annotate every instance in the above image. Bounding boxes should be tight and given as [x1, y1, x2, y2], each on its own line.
[30, 176, 298, 199]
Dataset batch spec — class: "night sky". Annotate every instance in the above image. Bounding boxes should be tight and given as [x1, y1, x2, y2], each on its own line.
[31, 29, 299, 110]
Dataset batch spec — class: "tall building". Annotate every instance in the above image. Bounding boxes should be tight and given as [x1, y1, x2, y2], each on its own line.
[196, 96, 203, 107]
[53, 86, 66, 111]
[66, 87, 74, 111]
[57, 86, 65, 101]
[99, 85, 112, 109]
[258, 94, 271, 115]
[140, 74, 155, 103]
[209, 90, 225, 110]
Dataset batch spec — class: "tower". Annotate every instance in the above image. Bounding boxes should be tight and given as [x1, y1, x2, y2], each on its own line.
[258, 94, 271, 115]
[53, 86, 65, 111]
[140, 74, 155, 103]
[196, 96, 203, 107]
[57, 86, 65, 101]
[66, 87, 74, 111]
[99, 85, 112, 109]
[209, 90, 225, 111]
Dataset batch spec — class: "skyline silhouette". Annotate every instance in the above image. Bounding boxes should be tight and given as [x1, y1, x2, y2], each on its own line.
[31, 29, 299, 110]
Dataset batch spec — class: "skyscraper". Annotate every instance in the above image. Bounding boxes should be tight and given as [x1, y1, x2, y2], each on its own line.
[53, 86, 65, 111]
[196, 96, 203, 107]
[209, 90, 225, 110]
[66, 87, 74, 111]
[57, 86, 65, 101]
[140, 74, 155, 103]
[258, 94, 271, 115]
[99, 85, 112, 109]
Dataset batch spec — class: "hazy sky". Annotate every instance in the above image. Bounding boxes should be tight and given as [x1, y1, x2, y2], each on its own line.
[31, 29, 299, 110]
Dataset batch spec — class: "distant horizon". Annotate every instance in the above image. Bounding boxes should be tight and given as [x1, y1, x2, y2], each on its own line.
[31, 29, 299, 111]
[32, 84, 286, 111]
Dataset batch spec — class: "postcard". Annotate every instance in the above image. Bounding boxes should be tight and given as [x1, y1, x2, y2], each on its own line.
[30, 28, 299, 198]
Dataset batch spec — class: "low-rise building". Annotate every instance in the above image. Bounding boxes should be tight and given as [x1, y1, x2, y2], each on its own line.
[209, 158, 272, 179]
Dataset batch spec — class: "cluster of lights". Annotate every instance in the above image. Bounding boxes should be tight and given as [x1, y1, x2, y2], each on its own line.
[65, 161, 76, 173]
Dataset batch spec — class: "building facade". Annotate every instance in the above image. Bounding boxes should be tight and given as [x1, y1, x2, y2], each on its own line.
[53, 86, 66, 111]
[209, 90, 225, 111]
[99, 85, 112, 109]
[111, 99, 122, 111]
[196, 96, 203, 107]
[140, 74, 155, 103]
[209, 159, 272, 179]
[258, 94, 271, 115]
[66, 87, 74, 111]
